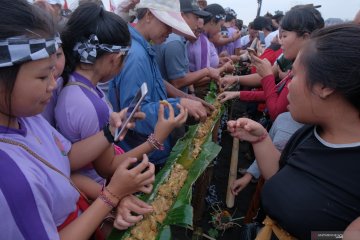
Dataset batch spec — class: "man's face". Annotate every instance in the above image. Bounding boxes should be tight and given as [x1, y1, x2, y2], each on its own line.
[182, 12, 199, 33]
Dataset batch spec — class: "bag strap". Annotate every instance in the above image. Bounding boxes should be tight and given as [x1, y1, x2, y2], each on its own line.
[0, 138, 89, 202]
[66, 81, 95, 93]
[66, 81, 113, 111]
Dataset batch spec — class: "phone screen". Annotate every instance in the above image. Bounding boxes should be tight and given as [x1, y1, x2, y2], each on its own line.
[114, 82, 148, 141]
[259, 31, 265, 45]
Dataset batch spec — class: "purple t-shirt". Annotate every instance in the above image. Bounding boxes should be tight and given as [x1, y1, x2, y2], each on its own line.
[187, 33, 219, 72]
[0, 115, 77, 240]
[41, 77, 64, 127]
[55, 72, 111, 183]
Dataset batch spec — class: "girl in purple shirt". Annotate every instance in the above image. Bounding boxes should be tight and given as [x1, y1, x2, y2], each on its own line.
[0, 0, 175, 238]
[56, 3, 187, 200]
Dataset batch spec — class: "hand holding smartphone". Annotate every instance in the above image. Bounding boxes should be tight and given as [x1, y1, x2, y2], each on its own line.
[247, 47, 257, 56]
[114, 82, 148, 141]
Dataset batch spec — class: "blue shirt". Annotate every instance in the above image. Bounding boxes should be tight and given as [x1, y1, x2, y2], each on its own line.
[154, 33, 189, 93]
[109, 25, 180, 165]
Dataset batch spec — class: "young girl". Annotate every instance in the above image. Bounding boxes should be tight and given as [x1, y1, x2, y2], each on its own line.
[0, 0, 154, 238]
[55, 2, 187, 198]
[228, 23, 360, 239]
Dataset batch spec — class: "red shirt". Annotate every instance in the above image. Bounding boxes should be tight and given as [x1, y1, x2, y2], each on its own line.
[240, 73, 292, 121]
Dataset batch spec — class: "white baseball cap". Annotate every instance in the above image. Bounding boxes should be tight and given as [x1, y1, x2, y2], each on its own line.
[135, 0, 196, 38]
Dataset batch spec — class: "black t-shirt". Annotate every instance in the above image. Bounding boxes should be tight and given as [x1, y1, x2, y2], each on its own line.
[261, 126, 360, 239]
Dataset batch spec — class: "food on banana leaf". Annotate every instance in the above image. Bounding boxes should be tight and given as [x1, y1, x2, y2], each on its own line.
[116, 87, 223, 240]
[125, 164, 188, 240]
[191, 100, 221, 159]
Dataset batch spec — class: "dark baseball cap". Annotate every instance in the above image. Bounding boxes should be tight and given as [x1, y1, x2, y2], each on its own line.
[180, 0, 211, 17]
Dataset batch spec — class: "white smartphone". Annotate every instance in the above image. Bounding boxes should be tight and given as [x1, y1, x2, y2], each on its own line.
[114, 82, 148, 141]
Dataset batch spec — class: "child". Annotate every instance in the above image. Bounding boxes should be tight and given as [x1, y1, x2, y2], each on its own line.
[0, 0, 154, 238]
[55, 2, 187, 198]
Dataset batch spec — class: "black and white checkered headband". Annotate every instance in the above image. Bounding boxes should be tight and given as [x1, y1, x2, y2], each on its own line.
[73, 34, 130, 64]
[0, 36, 59, 68]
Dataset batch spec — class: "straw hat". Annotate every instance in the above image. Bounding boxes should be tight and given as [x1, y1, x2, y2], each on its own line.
[135, 0, 196, 38]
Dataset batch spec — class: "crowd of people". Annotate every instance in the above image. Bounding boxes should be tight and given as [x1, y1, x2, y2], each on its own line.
[0, 0, 359, 239]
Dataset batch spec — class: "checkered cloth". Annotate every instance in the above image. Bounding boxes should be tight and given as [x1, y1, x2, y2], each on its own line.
[73, 34, 130, 64]
[0, 36, 59, 68]
[55, 33, 62, 45]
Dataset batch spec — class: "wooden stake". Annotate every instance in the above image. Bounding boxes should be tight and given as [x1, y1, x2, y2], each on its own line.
[226, 138, 239, 208]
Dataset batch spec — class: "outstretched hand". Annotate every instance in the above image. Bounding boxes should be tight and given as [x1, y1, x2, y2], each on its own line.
[220, 75, 237, 90]
[107, 154, 155, 198]
[109, 108, 146, 141]
[227, 118, 267, 142]
[154, 102, 188, 143]
[113, 194, 153, 230]
[217, 91, 239, 103]
[231, 173, 253, 196]
[250, 54, 272, 78]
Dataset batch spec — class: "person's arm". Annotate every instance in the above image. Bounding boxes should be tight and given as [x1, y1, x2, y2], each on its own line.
[92, 104, 188, 177]
[111, 55, 180, 137]
[239, 90, 266, 102]
[169, 68, 210, 89]
[67, 109, 144, 171]
[61, 156, 154, 240]
[344, 217, 360, 240]
[164, 80, 215, 113]
[217, 90, 265, 103]
[220, 74, 263, 89]
[246, 160, 261, 179]
[68, 130, 113, 171]
[261, 75, 290, 121]
[227, 118, 281, 179]
[220, 56, 280, 89]
[212, 31, 241, 47]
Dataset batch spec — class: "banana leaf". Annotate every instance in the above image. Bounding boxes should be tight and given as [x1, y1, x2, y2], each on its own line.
[108, 84, 223, 240]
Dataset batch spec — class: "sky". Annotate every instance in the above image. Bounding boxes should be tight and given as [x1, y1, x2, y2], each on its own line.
[64, 0, 359, 26]
[206, 0, 360, 25]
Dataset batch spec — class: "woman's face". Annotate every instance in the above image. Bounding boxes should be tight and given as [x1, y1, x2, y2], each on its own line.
[280, 30, 307, 60]
[287, 51, 315, 123]
[207, 19, 224, 37]
[8, 56, 57, 117]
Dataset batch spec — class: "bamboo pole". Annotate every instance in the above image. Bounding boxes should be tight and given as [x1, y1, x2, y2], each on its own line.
[226, 138, 239, 208]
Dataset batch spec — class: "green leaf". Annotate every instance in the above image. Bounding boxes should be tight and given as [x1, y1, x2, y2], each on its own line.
[163, 204, 193, 226]
[156, 225, 171, 240]
[208, 228, 219, 238]
[108, 86, 224, 240]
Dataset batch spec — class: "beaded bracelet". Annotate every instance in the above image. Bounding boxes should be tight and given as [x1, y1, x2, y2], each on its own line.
[105, 186, 121, 201]
[147, 133, 164, 151]
[98, 182, 119, 209]
[99, 191, 118, 209]
[251, 132, 268, 144]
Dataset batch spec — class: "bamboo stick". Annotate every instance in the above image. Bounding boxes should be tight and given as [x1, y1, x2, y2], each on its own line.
[226, 138, 239, 208]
